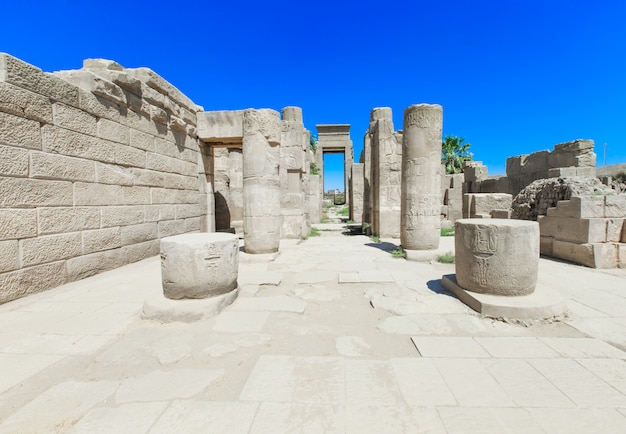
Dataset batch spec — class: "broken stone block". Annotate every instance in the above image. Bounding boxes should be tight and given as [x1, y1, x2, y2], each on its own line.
[604, 194, 626, 218]
[538, 216, 607, 244]
[552, 240, 617, 269]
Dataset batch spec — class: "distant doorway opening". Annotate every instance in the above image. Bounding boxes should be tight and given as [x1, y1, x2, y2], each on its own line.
[323, 152, 345, 205]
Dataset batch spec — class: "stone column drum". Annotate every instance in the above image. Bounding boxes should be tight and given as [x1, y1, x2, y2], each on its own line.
[401, 104, 443, 250]
[455, 219, 539, 296]
[160, 233, 239, 299]
[243, 109, 281, 253]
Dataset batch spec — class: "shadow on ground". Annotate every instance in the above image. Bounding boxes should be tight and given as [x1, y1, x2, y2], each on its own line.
[427, 278, 457, 299]
[365, 242, 398, 253]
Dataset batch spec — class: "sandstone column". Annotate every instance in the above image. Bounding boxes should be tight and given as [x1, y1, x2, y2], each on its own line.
[280, 106, 307, 239]
[401, 104, 443, 251]
[243, 109, 281, 253]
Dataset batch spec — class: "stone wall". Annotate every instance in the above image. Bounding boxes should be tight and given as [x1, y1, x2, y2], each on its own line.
[440, 172, 464, 224]
[366, 108, 402, 238]
[539, 195, 626, 268]
[280, 107, 308, 239]
[467, 140, 597, 196]
[0, 54, 207, 303]
[350, 163, 364, 224]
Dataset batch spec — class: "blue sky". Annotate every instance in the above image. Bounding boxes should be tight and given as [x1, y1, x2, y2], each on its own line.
[2, 1, 624, 191]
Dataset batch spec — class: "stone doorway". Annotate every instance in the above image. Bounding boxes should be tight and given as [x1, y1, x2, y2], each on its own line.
[315, 124, 354, 207]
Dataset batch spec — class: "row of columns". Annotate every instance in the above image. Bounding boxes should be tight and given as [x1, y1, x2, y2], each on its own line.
[362, 104, 443, 254]
[213, 104, 443, 256]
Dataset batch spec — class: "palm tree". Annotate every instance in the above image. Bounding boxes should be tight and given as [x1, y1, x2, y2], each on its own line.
[442, 136, 472, 174]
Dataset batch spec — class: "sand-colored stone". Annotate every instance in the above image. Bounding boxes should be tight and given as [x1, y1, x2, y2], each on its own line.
[455, 219, 539, 296]
[401, 104, 443, 251]
[243, 109, 281, 253]
[160, 233, 238, 300]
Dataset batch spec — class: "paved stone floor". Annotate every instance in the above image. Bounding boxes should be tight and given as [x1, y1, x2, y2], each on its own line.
[1, 227, 625, 433]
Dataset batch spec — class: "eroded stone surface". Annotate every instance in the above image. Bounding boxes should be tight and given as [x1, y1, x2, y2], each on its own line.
[160, 232, 238, 300]
[455, 219, 539, 296]
[401, 104, 443, 251]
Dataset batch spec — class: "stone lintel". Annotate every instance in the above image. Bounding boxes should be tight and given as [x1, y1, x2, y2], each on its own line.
[197, 110, 245, 142]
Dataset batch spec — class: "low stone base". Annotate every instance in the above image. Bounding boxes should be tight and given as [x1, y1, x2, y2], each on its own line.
[239, 250, 279, 264]
[403, 235, 455, 263]
[405, 249, 439, 262]
[142, 286, 239, 323]
[442, 275, 565, 321]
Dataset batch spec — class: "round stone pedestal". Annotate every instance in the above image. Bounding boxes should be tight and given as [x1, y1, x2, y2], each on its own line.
[455, 219, 539, 296]
[160, 232, 238, 300]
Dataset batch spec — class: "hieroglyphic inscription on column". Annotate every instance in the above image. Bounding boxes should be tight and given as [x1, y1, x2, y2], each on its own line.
[401, 104, 443, 250]
[471, 225, 498, 285]
[203, 243, 221, 283]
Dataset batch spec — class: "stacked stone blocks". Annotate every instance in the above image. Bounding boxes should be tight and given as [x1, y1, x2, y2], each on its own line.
[539, 195, 626, 268]
[0, 54, 205, 303]
[463, 193, 513, 219]
[366, 108, 402, 238]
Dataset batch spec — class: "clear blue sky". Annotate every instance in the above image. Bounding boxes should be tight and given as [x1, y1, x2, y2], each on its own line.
[2, 1, 624, 191]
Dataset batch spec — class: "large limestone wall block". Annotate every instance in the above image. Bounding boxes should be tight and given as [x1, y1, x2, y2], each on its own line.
[368, 107, 402, 237]
[618, 244, 626, 268]
[1, 53, 79, 107]
[0, 54, 207, 304]
[197, 110, 244, 142]
[546, 196, 606, 219]
[401, 104, 442, 250]
[538, 216, 609, 244]
[552, 240, 618, 269]
[605, 195, 626, 218]
[455, 219, 539, 296]
[160, 233, 238, 300]
[0, 144, 30, 177]
[464, 193, 512, 219]
[0, 111, 42, 150]
[0, 81, 53, 124]
[0, 209, 37, 240]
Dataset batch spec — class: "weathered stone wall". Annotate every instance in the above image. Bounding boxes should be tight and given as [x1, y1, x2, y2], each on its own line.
[467, 140, 597, 196]
[0, 54, 207, 304]
[280, 107, 308, 239]
[539, 195, 626, 268]
[441, 172, 464, 224]
[350, 163, 364, 224]
[367, 108, 402, 238]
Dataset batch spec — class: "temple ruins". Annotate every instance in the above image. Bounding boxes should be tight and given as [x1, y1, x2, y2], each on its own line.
[1, 53, 626, 306]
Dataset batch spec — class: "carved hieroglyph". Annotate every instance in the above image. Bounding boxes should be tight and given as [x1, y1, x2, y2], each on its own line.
[401, 104, 443, 250]
[242, 109, 281, 253]
[455, 219, 539, 296]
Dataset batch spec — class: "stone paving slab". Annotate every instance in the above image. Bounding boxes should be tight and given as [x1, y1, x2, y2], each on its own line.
[474, 337, 561, 358]
[411, 337, 491, 358]
[230, 295, 306, 313]
[539, 337, 626, 358]
[1, 233, 626, 433]
[338, 271, 395, 283]
[72, 402, 169, 434]
[212, 311, 270, 333]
